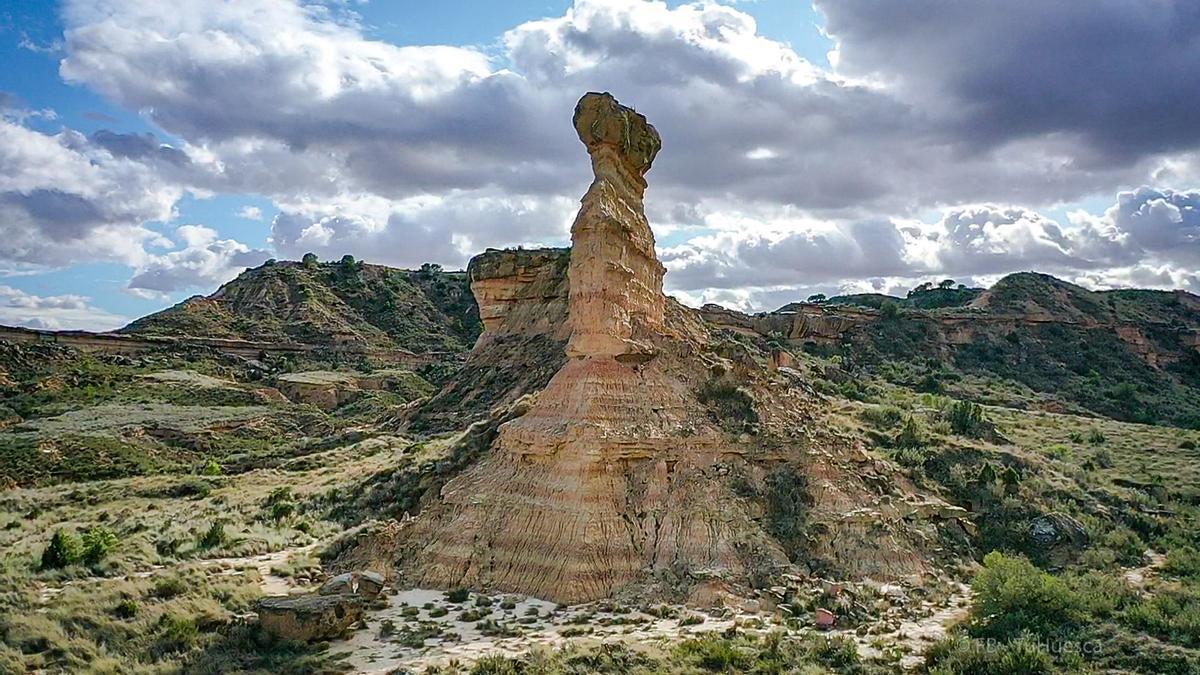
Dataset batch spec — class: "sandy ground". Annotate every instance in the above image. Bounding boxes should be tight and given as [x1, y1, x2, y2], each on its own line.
[327, 587, 776, 674]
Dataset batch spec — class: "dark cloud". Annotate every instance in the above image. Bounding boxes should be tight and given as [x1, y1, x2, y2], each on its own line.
[90, 130, 191, 167]
[818, 0, 1200, 162]
[0, 189, 104, 239]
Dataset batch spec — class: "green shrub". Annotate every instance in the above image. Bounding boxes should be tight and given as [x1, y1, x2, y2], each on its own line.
[155, 614, 199, 655]
[154, 575, 188, 599]
[199, 459, 223, 476]
[894, 417, 928, 449]
[265, 486, 294, 505]
[114, 598, 140, 619]
[947, 400, 987, 437]
[1086, 429, 1107, 445]
[1163, 547, 1200, 579]
[80, 525, 118, 565]
[926, 634, 1058, 674]
[697, 377, 759, 432]
[674, 634, 752, 671]
[268, 501, 296, 521]
[40, 528, 82, 569]
[969, 552, 1086, 640]
[860, 405, 904, 429]
[1181, 439, 1197, 450]
[445, 588, 469, 603]
[470, 654, 522, 674]
[198, 521, 226, 549]
[1123, 584, 1200, 647]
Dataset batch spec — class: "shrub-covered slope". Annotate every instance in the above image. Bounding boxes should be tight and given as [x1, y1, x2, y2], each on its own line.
[122, 258, 481, 354]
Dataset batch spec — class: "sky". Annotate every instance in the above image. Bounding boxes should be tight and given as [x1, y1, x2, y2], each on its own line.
[1, 0, 1198, 330]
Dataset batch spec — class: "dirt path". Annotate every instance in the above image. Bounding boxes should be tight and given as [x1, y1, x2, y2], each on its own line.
[1122, 550, 1167, 588]
[849, 581, 973, 670]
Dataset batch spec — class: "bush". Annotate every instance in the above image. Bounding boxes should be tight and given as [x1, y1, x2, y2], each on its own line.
[697, 377, 759, 432]
[268, 501, 296, 521]
[947, 400, 987, 437]
[860, 405, 904, 429]
[445, 588, 470, 603]
[894, 417, 928, 449]
[198, 521, 226, 549]
[114, 598, 140, 619]
[674, 634, 752, 671]
[199, 459, 223, 476]
[1164, 547, 1200, 580]
[926, 634, 1058, 675]
[80, 525, 118, 565]
[1086, 429, 1107, 445]
[40, 528, 82, 569]
[155, 614, 199, 655]
[1181, 439, 1197, 450]
[154, 575, 188, 599]
[969, 552, 1086, 640]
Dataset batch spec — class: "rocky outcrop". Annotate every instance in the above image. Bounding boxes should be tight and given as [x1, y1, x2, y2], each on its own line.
[395, 93, 955, 604]
[275, 370, 431, 411]
[406, 250, 571, 433]
[469, 248, 570, 343]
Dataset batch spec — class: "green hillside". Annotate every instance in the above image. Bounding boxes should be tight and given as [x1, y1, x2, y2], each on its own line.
[122, 257, 481, 354]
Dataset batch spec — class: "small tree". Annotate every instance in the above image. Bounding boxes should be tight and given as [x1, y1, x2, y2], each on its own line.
[41, 529, 82, 569]
[948, 400, 986, 437]
[880, 301, 900, 320]
[301, 252, 319, 267]
[939, 279, 956, 290]
[81, 526, 118, 565]
[806, 293, 827, 304]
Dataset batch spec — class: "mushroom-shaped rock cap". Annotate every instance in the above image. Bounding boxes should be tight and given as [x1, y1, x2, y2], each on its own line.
[573, 92, 661, 176]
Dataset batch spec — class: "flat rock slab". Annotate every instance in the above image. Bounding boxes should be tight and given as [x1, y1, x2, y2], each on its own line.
[258, 593, 366, 642]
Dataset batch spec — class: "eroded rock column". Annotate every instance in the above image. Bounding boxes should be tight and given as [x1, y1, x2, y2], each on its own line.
[408, 93, 751, 603]
[566, 93, 665, 361]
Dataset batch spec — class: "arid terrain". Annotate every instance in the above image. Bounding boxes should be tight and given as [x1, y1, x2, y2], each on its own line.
[2, 94, 1200, 675]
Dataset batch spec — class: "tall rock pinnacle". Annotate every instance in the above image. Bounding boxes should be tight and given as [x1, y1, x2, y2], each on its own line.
[566, 93, 665, 360]
[387, 92, 940, 605]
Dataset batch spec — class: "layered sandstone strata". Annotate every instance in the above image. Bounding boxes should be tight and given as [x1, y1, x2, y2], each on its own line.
[407, 93, 774, 602]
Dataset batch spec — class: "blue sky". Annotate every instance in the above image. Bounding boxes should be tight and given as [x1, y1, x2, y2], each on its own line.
[0, 0, 1197, 329]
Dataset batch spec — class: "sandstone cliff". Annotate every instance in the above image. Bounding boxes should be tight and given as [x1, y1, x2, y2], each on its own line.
[407, 248, 570, 433]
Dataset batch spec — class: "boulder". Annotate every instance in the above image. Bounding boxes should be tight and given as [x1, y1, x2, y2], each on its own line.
[318, 570, 385, 600]
[1029, 512, 1088, 549]
[257, 594, 365, 642]
[814, 608, 837, 630]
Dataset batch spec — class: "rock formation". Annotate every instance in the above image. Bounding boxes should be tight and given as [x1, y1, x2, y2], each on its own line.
[388, 92, 966, 605]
